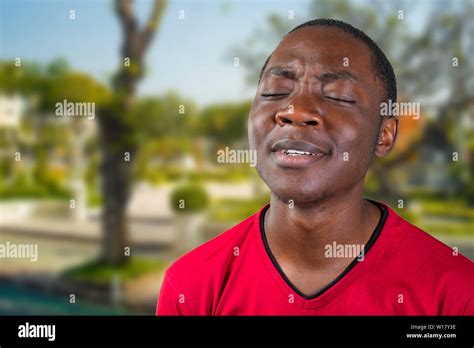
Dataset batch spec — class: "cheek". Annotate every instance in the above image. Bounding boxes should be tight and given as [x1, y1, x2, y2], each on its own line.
[248, 106, 273, 148]
[330, 112, 377, 164]
[338, 124, 362, 150]
[247, 115, 260, 150]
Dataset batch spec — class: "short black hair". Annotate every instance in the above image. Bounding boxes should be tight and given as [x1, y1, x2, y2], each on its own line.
[258, 18, 397, 103]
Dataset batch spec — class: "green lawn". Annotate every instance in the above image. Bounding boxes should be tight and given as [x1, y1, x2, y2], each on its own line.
[62, 257, 168, 285]
[420, 221, 474, 237]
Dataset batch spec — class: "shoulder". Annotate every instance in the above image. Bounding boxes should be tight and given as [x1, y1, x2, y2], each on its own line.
[387, 205, 473, 272]
[383, 204, 474, 309]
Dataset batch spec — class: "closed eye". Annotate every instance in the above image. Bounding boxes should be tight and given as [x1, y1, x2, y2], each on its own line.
[261, 93, 290, 98]
[325, 96, 356, 104]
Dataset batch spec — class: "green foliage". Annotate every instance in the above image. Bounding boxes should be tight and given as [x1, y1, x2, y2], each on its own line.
[132, 91, 199, 142]
[209, 195, 270, 223]
[395, 208, 420, 225]
[463, 184, 474, 206]
[0, 174, 71, 200]
[136, 137, 192, 164]
[47, 72, 110, 107]
[396, 198, 474, 236]
[139, 166, 252, 185]
[198, 101, 252, 143]
[421, 200, 474, 220]
[0, 61, 45, 95]
[405, 188, 446, 201]
[170, 184, 209, 213]
[62, 257, 167, 285]
[0, 59, 111, 112]
[421, 221, 474, 236]
[86, 189, 102, 207]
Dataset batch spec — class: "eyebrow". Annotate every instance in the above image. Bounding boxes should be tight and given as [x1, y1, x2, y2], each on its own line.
[265, 66, 296, 79]
[318, 70, 358, 83]
[263, 66, 358, 83]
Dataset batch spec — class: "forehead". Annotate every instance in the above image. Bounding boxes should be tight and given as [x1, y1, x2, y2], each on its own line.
[269, 26, 376, 78]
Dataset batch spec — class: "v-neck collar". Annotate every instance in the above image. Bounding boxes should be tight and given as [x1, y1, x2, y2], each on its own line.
[257, 199, 388, 307]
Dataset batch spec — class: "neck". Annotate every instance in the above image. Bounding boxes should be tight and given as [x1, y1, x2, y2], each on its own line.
[264, 185, 381, 270]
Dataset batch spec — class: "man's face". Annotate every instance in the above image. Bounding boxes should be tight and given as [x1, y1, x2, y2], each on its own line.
[248, 26, 388, 205]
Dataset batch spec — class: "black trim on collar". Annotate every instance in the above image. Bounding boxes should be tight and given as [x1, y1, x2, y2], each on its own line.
[259, 199, 388, 300]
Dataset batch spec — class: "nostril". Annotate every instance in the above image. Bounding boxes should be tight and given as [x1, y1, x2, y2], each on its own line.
[282, 117, 292, 124]
[305, 120, 318, 126]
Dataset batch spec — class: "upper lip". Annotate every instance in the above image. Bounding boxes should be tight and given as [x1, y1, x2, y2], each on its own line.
[271, 139, 327, 155]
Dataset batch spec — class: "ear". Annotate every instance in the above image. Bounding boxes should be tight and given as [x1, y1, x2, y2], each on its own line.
[375, 117, 398, 158]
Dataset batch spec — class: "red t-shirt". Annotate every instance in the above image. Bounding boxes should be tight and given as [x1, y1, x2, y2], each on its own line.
[156, 201, 474, 315]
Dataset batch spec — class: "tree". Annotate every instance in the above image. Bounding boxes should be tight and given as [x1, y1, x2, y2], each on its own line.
[0, 60, 110, 193]
[198, 101, 252, 147]
[97, 0, 167, 266]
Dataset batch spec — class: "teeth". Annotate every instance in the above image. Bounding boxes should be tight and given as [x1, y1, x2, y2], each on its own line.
[284, 149, 314, 156]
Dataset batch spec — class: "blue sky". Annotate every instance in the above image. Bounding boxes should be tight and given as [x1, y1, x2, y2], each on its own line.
[1, 0, 314, 106]
[1, 0, 440, 107]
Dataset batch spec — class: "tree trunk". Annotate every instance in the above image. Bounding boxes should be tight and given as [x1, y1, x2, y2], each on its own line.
[97, 0, 166, 266]
[95, 0, 166, 265]
[98, 110, 135, 265]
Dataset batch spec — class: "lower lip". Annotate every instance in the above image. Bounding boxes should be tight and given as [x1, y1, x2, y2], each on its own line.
[271, 150, 326, 168]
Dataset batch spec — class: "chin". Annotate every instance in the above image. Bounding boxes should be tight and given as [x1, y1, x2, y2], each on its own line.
[268, 182, 332, 207]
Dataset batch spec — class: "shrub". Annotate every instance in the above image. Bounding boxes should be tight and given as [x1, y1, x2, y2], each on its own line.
[170, 184, 209, 213]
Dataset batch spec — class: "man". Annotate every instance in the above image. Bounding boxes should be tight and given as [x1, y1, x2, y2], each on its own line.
[156, 19, 474, 315]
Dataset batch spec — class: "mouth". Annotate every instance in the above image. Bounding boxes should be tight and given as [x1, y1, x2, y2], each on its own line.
[270, 139, 327, 168]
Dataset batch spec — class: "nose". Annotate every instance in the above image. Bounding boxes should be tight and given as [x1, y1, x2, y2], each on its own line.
[275, 95, 323, 129]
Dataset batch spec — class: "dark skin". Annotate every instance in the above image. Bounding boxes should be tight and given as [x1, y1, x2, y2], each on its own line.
[248, 26, 399, 296]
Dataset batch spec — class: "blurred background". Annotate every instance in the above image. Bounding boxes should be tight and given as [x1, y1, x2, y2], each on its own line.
[0, 0, 472, 315]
